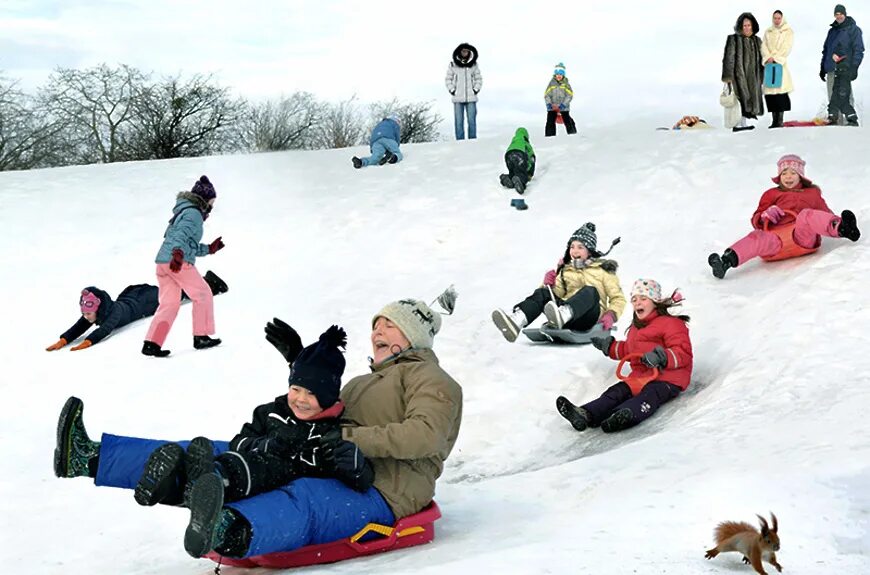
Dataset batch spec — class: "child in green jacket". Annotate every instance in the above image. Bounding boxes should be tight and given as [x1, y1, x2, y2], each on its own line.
[499, 127, 536, 194]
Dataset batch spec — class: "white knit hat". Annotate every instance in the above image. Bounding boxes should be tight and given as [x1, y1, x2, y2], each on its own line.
[373, 299, 441, 350]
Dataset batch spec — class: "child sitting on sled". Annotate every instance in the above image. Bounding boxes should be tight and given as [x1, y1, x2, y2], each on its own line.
[134, 325, 375, 558]
[499, 127, 536, 194]
[492, 222, 625, 342]
[708, 154, 860, 278]
[557, 278, 693, 433]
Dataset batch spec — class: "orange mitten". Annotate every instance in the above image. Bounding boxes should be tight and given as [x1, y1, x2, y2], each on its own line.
[70, 340, 93, 351]
[46, 338, 68, 351]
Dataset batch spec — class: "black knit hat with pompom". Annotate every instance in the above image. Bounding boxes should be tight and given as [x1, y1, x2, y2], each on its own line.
[288, 325, 346, 408]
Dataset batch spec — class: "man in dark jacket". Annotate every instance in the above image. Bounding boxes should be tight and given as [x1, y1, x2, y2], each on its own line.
[821, 4, 864, 126]
[45, 271, 227, 351]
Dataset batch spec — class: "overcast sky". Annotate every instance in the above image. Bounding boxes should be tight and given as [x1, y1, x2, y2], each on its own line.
[0, 1, 862, 135]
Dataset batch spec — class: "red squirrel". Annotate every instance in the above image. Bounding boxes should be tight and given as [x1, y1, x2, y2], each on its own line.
[705, 513, 782, 574]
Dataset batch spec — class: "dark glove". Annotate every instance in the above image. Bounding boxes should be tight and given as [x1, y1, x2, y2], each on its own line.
[641, 346, 668, 369]
[268, 422, 311, 456]
[820, 69, 827, 81]
[852, 68, 859, 81]
[449, 90, 455, 95]
[208, 236, 224, 254]
[169, 248, 184, 273]
[590, 336, 614, 357]
[265, 317, 303, 363]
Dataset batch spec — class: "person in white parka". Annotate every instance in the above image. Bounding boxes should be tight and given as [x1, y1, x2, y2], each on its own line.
[445, 43, 483, 140]
[761, 10, 794, 128]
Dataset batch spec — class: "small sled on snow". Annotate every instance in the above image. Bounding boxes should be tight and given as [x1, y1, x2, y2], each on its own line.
[761, 209, 819, 262]
[523, 322, 613, 344]
[782, 118, 828, 127]
[207, 501, 441, 569]
[617, 352, 660, 395]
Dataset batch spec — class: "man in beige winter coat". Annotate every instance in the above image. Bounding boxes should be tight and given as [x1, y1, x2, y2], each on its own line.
[761, 10, 794, 128]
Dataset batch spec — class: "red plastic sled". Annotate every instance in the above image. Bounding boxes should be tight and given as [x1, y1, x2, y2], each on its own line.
[782, 119, 828, 128]
[760, 209, 819, 262]
[206, 501, 441, 569]
[616, 353, 660, 395]
[555, 112, 564, 124]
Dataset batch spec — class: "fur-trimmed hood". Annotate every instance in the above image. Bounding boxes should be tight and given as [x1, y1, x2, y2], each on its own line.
[452, 43, 478, 68]
[175, 191, 210, 214]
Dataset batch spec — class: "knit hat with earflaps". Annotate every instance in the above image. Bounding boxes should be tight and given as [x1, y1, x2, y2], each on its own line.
[772, 154, 813, 186]
[288, 326, 347, 409]
[372, 286, 458, 350]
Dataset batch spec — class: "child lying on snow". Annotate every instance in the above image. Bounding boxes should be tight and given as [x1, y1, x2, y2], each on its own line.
[499, 127, 536, 194]
[708, 154, 860, 279]
[557, 278, 693, 433]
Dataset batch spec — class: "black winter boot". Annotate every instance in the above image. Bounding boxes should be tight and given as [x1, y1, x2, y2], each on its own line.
[193, 335, 221, 350]
[54, 396, 100, 478]
[142, 340, 170, 357]
[601, 408, 635, 433]
[511, 175, 526, 194]
[378, 152, 393, 166]
[846, 114, 860, 127]
[184, 472, 226, 558]
[135, 442, 185, 506]
[500, 174, 514, 188]
[556, 396, 591, 431]
[708, 249, 738, 279]
[387, 152, 399, 164]
[769, 112, 784, 128]
[203, 270, 228, 295]
[183, 437, 216, 503]
[837, 210, 861, 241]
[351, 156, 362, 169]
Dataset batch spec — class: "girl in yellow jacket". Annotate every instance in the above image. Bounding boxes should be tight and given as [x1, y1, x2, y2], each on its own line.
[492, 223, 626, 342]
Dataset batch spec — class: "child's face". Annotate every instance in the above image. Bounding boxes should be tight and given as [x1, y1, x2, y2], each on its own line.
[554, 73, 564, 81]
[779, 168, 800, 189]
[569, 241, 590, 261]
[631, 295, 656, 320]
[82, 312, 97, 323]
[371, 317, 411, 364]
[287, 385, 324, 420]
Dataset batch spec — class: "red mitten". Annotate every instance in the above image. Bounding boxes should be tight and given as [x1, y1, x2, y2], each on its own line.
[208, 236, 225, 254]
[543, 270, 556, 286]
[169, 248, 184, 273]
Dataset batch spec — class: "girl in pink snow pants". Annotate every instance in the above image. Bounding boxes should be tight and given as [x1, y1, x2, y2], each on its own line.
[708, 154, 860, 278]
[143, 176, 225, 357]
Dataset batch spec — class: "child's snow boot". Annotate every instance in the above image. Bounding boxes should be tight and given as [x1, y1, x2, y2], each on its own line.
[387, 152, 399, 164]
[193, 335, 222, 350]
[134, 442, 185, 506]
[556, 396, 591, 431]
[352, 156, 362, 169]
[601, 408, 635, 433]
[837, 210, 861, 241]
[54, 396, 101, 478]
[543, 301, 573, 329]
[511, 175, 526, 194]
[378, 152, 394, 166]
[203, 270, 229, 295]
[183, 436, 216, 505]
[491, 308, 528, 343]
[500, 174, 514, 188]
[142, 340, 170, 357]
[708, 249, 738, 279]
[846, 114, 860, 127]
[184, 472, 226, 558]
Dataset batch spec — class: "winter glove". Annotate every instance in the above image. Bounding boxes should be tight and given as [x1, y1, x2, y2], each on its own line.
[267, 423, 311, 457]
[852, 68, 859, 81]
[543, 270, 557, 286]
[208, 236, 224, 254]
[820, 69, 827, 81]
[449, 90, 455, 95]
[590, 336, 614, 357]
[46, 338, 68, 351]
[70, 339, 93, 351]
[169, 248, 184, 273]
[558, 103, 566, 111]
[597, 311, 617, 331]
[265, 317, 304, 364]
[473, 89, 479, 95]
[320, 430, 375, 491]
[641, 346, 668, 369]
[761, 205, 786, 225]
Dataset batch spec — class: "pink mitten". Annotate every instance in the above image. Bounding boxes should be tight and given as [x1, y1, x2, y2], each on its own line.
[597, 311, 616, 330]
[543, 270, 556, 286]
[761, 205, 786, 224]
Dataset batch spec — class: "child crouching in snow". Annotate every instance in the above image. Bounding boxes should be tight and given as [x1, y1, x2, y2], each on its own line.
[557, 279, 693, 433]
[708, 154, 860, 279]
[499, 127, 536, 194]
[134, 325, 375, 558]
[492, 222, 624, 342]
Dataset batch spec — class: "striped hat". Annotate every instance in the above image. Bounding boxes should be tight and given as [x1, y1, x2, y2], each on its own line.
[554, 62, 566, 76]
[776, 154, 806, 177]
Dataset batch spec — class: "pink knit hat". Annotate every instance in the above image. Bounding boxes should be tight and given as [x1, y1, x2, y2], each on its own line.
[630, 278, 684, 304]
[776, 154, 806, 177]
[80, 289, 100, 314]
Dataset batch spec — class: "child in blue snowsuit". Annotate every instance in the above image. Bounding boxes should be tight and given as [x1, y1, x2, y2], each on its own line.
[352, 115, 404, 168]
[45, 272, 228, 352]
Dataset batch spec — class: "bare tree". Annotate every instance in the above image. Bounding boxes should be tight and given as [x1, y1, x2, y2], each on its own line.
[237, 92, 318, 152]
[38, 64, 145, 164]
[308, 96, 366, 150]
[128, 73, 245, 159]
[369, 98, 442, 144]
[0, 75, 59, 170]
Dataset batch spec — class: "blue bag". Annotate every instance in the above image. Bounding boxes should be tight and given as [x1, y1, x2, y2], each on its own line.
[764, 63, 783, 89]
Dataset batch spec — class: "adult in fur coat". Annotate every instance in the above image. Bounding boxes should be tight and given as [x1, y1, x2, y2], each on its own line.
[761, 10, 794, 128]
[722, 12, 765, 129]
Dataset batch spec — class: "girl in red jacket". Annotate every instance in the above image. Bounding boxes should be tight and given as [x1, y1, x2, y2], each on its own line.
[708, 154, 860, 279]
[557, 278, 693, 433]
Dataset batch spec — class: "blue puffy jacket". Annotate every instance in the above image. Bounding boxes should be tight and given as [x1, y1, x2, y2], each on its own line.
[369, 118, 401, 146]
[155, 194, 211, 265]
[821, 16, 865, 73]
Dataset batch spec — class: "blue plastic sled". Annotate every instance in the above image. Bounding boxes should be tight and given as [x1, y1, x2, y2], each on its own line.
[522, 322, 613, 344]
[764, 63, 783, 89]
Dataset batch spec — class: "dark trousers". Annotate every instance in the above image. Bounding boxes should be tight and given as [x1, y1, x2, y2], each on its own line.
[582, 380, 681, 429]
[829, 73, 857, 118]
[216, 450, 301, 503]
[545, 110, 577, 137]
[515, 285, 599, 331]
[503, 150, 529, 186]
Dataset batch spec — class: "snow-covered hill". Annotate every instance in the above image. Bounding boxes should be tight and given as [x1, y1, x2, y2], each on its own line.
[2, 124, 869, 574]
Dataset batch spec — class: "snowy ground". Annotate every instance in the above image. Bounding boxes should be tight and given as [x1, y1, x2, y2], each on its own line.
[2, 124, 869, 574]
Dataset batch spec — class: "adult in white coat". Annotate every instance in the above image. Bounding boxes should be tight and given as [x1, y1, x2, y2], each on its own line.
[445, 43, 483, 140]
[761, 10, 794, 128]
